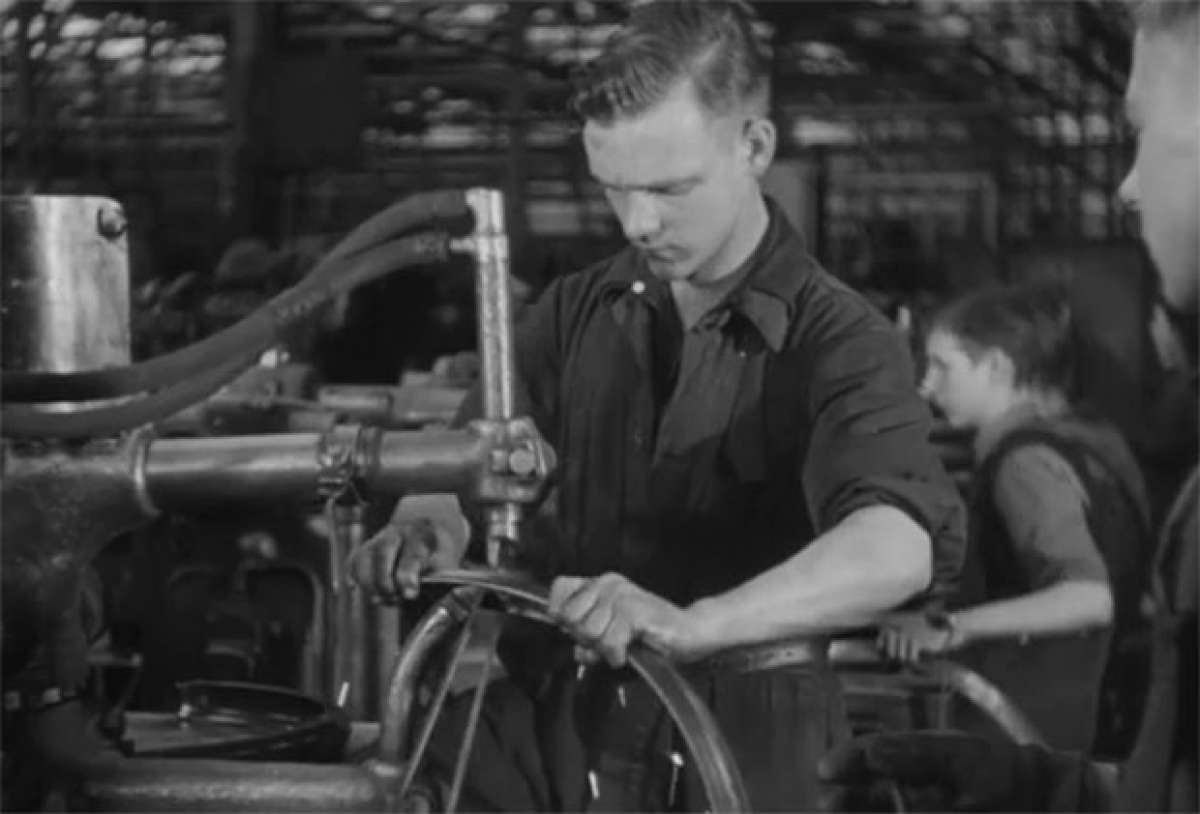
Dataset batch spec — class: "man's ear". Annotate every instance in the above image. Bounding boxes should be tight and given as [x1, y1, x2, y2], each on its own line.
[741, 116, 776, 177]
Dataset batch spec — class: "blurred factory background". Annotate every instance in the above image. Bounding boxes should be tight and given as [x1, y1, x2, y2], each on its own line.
[1, 1, 1151, 373]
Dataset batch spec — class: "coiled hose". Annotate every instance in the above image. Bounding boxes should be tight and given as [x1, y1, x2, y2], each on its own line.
[1, 193, 465, 439]
[2, 189, 468, 404]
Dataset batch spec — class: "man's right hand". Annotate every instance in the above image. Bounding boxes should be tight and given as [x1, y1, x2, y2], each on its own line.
[348, 516, 464, 603]
[817, 731, 1062, 812]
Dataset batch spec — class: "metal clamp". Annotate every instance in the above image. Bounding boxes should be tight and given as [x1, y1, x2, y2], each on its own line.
[315, 424, 367, 505]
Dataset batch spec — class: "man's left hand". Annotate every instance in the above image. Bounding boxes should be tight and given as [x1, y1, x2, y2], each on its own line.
[876, 611, 960, 663]
[547, 573, 711, 667]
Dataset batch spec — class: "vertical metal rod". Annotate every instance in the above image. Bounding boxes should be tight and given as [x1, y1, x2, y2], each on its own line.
[324, 500, 345, 705]
[445, 621, 500, 814]
[341, 503, 368, 719]
[373, 603, 401, 722]
[463, 187, 521, 563]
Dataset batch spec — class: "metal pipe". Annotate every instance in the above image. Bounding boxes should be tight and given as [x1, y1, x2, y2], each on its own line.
[465, 188, 514, 422]
[338, 504, 369, 719]
[144, 428, 486, 510]
[458, 187, 521, 560]
[373, 605, 401, 723]
[370, 429, 486, 496]
[144, 433, 329, 507]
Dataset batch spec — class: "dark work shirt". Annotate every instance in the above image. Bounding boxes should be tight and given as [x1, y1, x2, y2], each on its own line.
[469, 198, 965, 606]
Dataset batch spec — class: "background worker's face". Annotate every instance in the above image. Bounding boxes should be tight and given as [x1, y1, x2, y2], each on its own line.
[583, 80, 773, 285]
[919, 329, 1008, 429]
[1119, 27, 1200, 314]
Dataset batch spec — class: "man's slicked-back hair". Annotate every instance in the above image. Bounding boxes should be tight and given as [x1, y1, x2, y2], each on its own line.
[570, 1, 771, 124]
[930, 281, 1080, 397]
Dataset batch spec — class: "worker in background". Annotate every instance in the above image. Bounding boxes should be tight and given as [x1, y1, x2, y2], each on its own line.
[353, 2, 965, 810]
[878, 281, 1152, 754]
[819, 1, 1198, 809]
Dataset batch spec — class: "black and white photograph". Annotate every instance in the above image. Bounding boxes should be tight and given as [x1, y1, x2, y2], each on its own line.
[1, 1, 1196, 811]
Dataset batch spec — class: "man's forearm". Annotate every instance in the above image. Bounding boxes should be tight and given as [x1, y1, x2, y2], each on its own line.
[686, 505, 932, 652]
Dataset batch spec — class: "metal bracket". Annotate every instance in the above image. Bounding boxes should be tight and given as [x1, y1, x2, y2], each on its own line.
[315, 424, 367, 505]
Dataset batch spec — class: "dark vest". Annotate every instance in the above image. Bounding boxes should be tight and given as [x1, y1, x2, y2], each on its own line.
[957, 420, 1153, 753]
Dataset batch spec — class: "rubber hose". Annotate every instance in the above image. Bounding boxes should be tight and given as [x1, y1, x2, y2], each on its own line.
[0, 232, 451, 438]
[305, 188, 467, 278]
[2, 189, 467, 402]
[3, 232, 450, 403]
[0, 349, 259, 439]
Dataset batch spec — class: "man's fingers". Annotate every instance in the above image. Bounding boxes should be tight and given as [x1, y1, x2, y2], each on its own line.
[577, 599, 616, 642]
[393, 549, 430, 600]
[548, 576, 588, 618]
[348, 526, 403, 603]
[595, 614, 634, 668]
[573, 644, 601, 666]
[554, 576, 612, 628]
[391, 520, 439, 600]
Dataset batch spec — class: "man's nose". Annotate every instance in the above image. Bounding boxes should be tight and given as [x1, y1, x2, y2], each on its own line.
[1117, 165, 1140, 211]
[619, 191, 662, 245]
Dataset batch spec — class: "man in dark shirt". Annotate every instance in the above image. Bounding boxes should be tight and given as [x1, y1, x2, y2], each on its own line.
[818, 1, 1198, 810]
[359, 3, 964, 810]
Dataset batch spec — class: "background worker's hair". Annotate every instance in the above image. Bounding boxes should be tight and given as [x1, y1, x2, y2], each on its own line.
[930, 281, 1081, 396]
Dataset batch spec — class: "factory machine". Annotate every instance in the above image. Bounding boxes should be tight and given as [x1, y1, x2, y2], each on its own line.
[1, 191, 1039, 812]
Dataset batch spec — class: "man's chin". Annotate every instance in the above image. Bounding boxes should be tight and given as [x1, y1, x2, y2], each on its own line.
[645, 257, 692, 282]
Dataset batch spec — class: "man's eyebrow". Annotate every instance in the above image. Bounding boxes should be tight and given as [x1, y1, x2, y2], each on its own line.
[590, 173, 703, 191]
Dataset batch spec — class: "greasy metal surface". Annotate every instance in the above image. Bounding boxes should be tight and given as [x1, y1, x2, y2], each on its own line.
[2, 433, 158, 583]
[383, 570, 751, 813]
[81, 758, 385, 812]
[1, 195, 131, 373]
[829, 638, 1048, 746]
[144, 427, 487, 509]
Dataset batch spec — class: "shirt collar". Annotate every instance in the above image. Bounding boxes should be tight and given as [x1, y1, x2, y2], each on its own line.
[598, 196, 812, 352]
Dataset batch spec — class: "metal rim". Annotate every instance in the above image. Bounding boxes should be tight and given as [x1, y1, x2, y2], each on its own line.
[379, 568, 750, 813]
[829, 638, 1048, 746]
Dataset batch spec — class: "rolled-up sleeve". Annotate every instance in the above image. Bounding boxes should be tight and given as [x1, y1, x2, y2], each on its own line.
[802, 319, 966, 599]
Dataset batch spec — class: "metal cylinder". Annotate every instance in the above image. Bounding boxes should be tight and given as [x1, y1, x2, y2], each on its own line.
[463, 187, 522, 556]
[1, 195, 131, 373]
[143, 429, 486, 510]
[466, 188, 515, 423]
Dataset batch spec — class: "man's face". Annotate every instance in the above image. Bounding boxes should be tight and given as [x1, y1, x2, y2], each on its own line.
[919, 329, 1006, 430]
[583, 80, 768, 285]
[1120, 28, 1200, 314]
